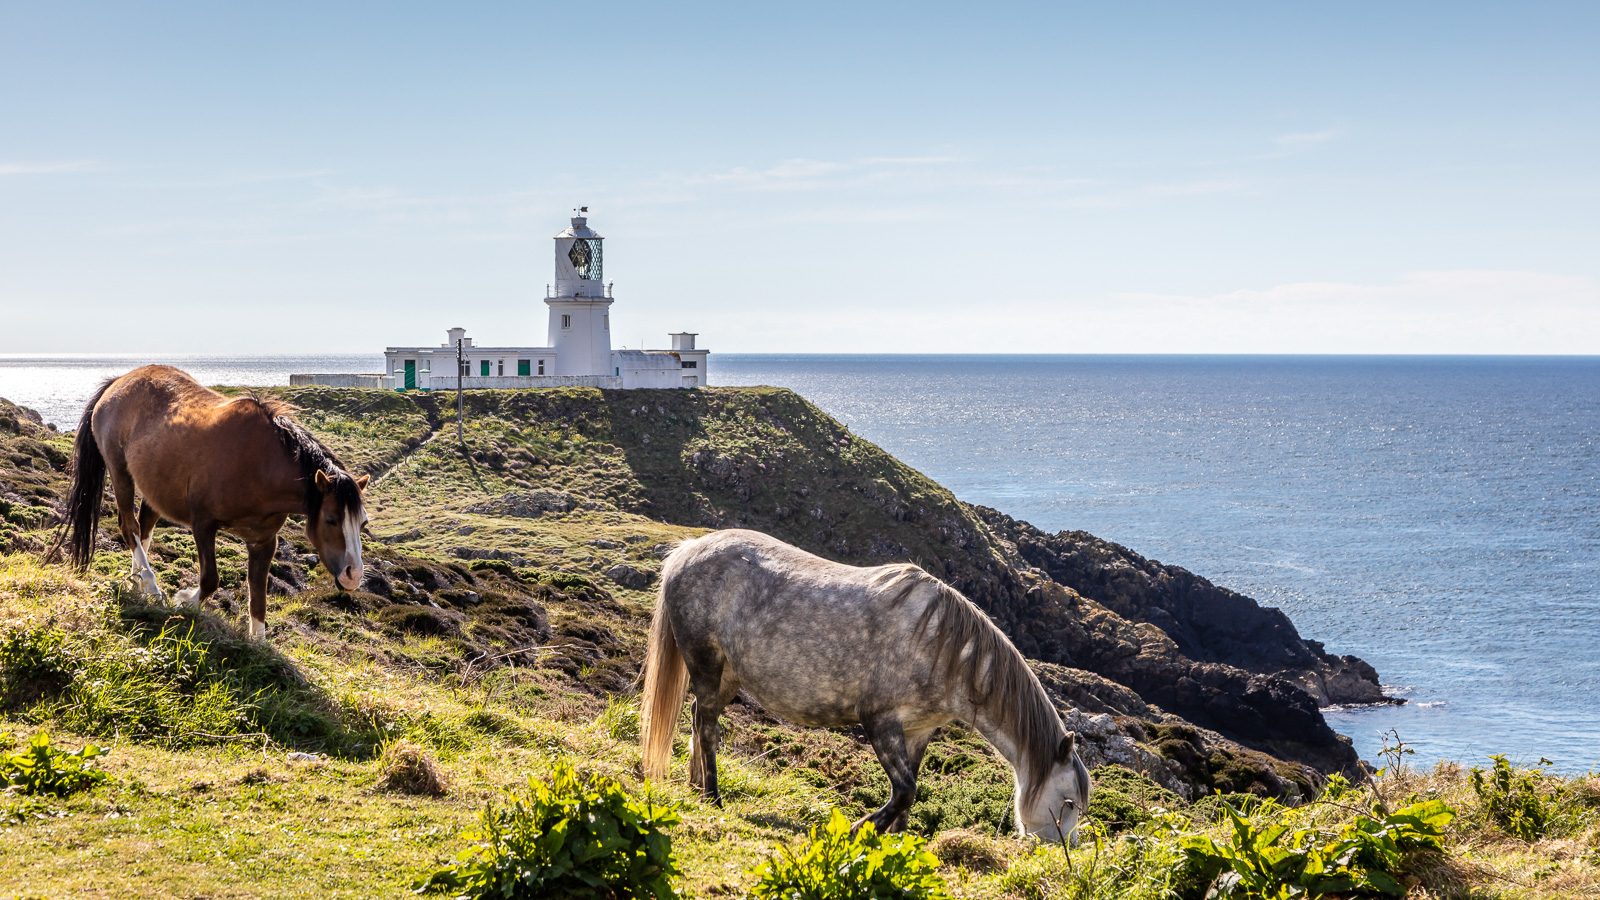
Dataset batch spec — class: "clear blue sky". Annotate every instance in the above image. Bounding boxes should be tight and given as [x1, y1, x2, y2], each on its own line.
[2, 1, 1596, 353]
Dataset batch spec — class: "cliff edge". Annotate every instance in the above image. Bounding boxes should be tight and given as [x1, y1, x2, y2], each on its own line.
[0, 386, 1382, 796]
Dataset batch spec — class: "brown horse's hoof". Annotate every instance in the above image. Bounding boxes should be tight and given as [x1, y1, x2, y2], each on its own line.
[247, 618, 267, 642]
[127, 572, 166, 604]
[173, 587, 202, 611]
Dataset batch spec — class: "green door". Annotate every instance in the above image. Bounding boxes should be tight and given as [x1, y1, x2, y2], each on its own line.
[480, 360, 491, 376]
[403, 360, 416, 390]
[517, 359, 531, 376]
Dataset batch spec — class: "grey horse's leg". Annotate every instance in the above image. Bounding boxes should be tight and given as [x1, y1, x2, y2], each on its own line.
[685, 652, 734, 804]
[689, 689, 736, 804]
[860, 718, 934, 833]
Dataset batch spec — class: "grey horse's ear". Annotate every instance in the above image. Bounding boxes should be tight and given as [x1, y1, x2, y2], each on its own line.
[1056, 732, 1076, 762]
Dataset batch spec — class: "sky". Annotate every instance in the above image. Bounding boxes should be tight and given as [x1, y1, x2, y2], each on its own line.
[1, 1, 1597, 354]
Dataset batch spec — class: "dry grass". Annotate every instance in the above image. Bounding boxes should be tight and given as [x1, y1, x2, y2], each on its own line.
[376, 739, 448, 797]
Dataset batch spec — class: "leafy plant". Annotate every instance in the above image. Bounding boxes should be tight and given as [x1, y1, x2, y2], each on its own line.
[419, 758, 680, 899]
[1180, 797, 1454, 898]
[1470, 754, 1550, 841]
[750, 809, 950, 900]
[995, 818, 1187, 900]
[15, 615, 367, 754]
[1085, 765, 1183, 833]
[0, 623, 76, 708]
[0, 732, 109, 797]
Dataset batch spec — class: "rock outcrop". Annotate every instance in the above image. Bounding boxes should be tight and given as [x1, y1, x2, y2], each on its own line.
[0, 386, 1385, 798]
[975, 507, 1391, 708]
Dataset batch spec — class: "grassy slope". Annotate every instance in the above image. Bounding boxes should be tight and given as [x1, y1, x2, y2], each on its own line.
[1, 389, 1596, 897]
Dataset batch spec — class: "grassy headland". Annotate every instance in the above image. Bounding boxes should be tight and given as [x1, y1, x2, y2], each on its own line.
[0, 388, 1595, 897]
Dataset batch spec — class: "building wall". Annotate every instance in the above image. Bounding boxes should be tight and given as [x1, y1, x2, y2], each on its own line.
[546, 299, 614, 377]
[617, 364, 684, 389]
[289, 374, 391, 388]
[385, 347, 558, 389]
[676, 350, 709, 387]
[455, 375, 621, 389]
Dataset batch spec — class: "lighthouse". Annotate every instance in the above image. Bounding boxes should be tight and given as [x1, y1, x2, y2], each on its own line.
[546, 211, 614, 377]
[297, 209, 709, 390]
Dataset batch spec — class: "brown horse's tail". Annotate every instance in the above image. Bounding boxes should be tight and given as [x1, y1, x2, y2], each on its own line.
[48, 379, 113, 570]
[639, 585, 688, 783]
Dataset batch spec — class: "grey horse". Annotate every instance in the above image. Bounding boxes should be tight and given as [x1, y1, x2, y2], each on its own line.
[639, 529, 1091, 840]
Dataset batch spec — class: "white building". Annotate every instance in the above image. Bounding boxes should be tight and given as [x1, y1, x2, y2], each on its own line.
[292, 212, 709, 391]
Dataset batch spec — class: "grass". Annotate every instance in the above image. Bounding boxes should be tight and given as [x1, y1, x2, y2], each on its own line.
[3, 552, 1598, 897]
[1, 387, 1597, 896]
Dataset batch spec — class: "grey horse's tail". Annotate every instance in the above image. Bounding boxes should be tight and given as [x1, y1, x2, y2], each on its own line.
[639, 578, 688, 782]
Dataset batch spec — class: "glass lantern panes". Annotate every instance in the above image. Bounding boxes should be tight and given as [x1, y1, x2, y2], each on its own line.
[568, 238, 603, 281]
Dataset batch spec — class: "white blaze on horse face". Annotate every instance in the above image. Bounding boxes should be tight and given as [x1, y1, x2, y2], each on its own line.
[336, 509, 365, 590]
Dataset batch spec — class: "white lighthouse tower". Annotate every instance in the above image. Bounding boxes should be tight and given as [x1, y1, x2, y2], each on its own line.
[546, 211, 614, 376]
[297, 209, 709, 390]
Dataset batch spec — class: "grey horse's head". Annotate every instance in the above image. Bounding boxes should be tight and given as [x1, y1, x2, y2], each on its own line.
[1015, 733, 1092, 844]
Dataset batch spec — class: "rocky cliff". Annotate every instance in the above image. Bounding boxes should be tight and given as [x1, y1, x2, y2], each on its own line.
[0, 386, 1383, 798]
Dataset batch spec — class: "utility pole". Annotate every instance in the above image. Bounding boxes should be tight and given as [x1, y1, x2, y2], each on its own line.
[455, 337, 464, 444]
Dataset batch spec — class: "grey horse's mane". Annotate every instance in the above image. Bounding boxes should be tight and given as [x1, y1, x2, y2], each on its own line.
[874, 565, 1066, 805]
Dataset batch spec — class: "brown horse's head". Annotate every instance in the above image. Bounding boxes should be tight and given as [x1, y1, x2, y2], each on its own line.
[309, 469, 369, 590]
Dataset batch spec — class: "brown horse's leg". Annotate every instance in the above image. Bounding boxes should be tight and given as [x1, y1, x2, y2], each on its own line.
[137, 501, 159, 545]
[175, 521, 219, 611]
[244, 538, 273, 641]
[109, 466, 162, 600]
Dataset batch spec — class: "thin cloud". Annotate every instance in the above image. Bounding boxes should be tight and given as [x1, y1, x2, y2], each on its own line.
[0, 160, 103, 176]
[1057, 177, 1247, 209]
[1272, 128, 1343, 148]
[140, 168, 338, 190]
[1094, 270, 1600, 353]
[688, 155, 959, 192]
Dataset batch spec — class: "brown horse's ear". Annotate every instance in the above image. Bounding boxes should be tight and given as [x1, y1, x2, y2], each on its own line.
[354, 474, 370, 491]
[314, 470, 333, 491]
[1056, 732, 1076, 762]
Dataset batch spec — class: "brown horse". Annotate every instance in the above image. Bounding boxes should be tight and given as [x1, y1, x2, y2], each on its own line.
[49, 365, 369, 640]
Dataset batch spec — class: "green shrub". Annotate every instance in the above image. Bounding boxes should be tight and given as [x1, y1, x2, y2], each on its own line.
[750, 809, 950, 900]
[597, 695, 640, 743]
[1470, 754, 1551, 841]
[0, 624, 76, 709]
[1085, 765, 1182, 833]
[419, 758, 680, 899]
[1179, 798, 1454, 898]
[47, 621, 255, 744]
[0, 732, 109, 797]
[995, 821, 1186, 900]
[13, 617, 365, 754]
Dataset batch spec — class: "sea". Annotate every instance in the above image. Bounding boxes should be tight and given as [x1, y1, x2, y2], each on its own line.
[2, 353, 1596, 773]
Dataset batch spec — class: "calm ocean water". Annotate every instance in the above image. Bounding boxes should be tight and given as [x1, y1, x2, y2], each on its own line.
[3, 353, 1597, 772]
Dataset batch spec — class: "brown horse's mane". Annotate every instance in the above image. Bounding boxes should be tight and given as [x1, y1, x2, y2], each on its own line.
[877, 565, 1070, 805]
[241, 395, 363, 519]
